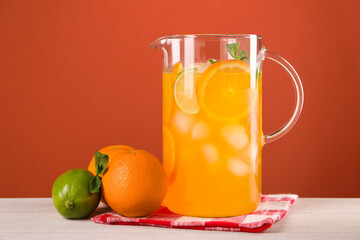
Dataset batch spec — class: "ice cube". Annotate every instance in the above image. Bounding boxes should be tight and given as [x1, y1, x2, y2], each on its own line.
[201, 144, 218, 164]
[172, 110, 195, 135]
[192, 121, 208, 140]
[227, 157, 250, 177]
[221, 125, 249, 150]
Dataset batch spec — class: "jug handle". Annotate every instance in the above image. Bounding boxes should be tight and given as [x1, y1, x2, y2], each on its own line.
[263, 50, 304, 144]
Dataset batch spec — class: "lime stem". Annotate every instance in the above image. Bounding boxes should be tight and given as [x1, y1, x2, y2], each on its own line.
[65, 200, 74, 209]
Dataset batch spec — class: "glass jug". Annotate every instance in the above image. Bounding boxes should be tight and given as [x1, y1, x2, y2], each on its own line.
[151, 34, 304, 217]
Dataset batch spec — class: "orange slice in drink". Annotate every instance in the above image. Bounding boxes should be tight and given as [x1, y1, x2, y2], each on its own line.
[163, 63, 184, 123]
[197, 60, 257, 121]
[174, 69, 200, 114]
[173, 62, 184, 74]
[163, 126, 176, 185]
[163, 73, 173, 123]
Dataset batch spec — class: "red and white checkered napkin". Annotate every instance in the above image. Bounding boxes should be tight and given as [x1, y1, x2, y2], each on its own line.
[91, 194, 297, 233]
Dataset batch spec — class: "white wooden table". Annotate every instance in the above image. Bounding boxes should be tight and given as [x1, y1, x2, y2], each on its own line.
[0, 198, 359, 239]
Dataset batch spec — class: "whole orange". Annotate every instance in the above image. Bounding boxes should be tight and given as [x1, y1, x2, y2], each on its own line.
[102, 149, 167, 217]
[88, 145, 135, 204]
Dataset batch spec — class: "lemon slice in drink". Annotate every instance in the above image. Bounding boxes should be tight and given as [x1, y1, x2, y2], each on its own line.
[197, 60, 258, 121]
[174, 69, 200, 114]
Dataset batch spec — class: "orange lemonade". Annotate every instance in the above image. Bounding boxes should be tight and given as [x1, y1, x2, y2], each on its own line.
[163, 59, 263, 217]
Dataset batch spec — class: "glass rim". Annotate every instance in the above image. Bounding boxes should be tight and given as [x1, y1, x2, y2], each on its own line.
[161, 34, 261, 39]
[151, 34, 262, 49]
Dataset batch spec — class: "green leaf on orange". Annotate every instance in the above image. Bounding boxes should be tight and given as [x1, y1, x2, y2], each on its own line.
[94, 151, 109, 175]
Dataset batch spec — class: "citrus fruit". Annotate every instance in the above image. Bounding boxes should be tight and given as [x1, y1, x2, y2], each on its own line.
[88, 145, 134, 204]
[52, 169, 100, 219]
[197, 59, 258, 121]
[163, 62, 184, 122]
[174, 69, 200, 114]
[173, 62, 183, 74]
[101, 149, 167, 217]
[163, 126, 175, 184]
[163, 73, 173, 123]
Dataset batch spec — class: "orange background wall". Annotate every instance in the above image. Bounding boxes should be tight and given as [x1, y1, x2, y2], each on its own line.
[0, 0, 359, 198]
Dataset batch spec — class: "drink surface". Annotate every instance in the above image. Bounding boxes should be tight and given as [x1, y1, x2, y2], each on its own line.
[163, 60, 263, 217]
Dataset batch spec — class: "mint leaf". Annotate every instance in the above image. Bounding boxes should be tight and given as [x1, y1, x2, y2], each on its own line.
[210, 42, 249, 63]
[240, 56, 250, 62]
[89, 151, 109, 193]
[94, 151, 109, 175]
[89, 175, 101, 193]
[208, 59, 218, 64]
[239, 50, 248, 58]
[226, 43, 239, 59]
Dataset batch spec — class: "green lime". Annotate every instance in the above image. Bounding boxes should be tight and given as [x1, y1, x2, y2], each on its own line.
[52, 169, 101, 219]
[174, 68, 200, 114]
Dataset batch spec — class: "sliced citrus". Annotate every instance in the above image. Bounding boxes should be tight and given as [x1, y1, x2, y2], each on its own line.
[197, 60, 258, 121]
[174, 69, 200, 114]
[173, 62, 183, 74]
[163, 126, 176, 184]
[163, 73, 173, 123]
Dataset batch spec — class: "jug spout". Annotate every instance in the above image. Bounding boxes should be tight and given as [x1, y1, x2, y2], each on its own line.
[150, 36, 167, 50]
